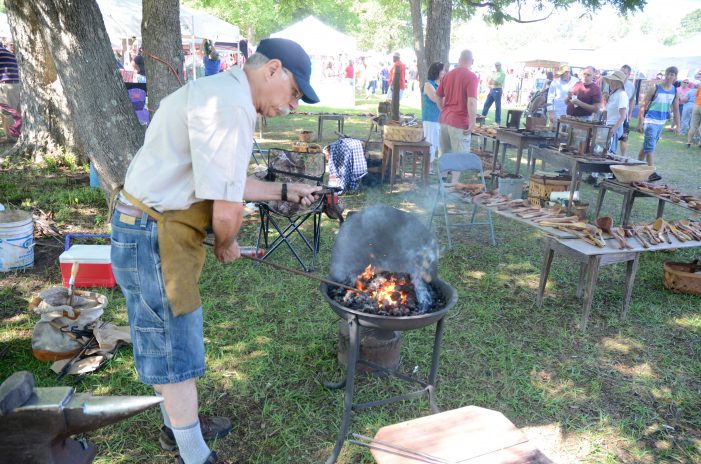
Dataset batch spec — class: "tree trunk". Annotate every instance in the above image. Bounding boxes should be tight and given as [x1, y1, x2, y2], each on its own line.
[142, 0, 183, 112]
[425, 0, 452, 70]
[409, 0, 427, 89]
[7, 0, 144, 193]
[4, 0, 82, 162]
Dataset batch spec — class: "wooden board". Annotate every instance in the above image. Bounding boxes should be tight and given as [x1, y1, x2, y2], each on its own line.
[371, 406, 553, 463]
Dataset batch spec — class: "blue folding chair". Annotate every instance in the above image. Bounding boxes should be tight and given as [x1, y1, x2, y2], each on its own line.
[428, 152, 497, 248]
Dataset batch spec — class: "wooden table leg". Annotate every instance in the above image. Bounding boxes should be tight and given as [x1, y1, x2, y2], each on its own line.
[422, 148, 430, 186]
[317, 117, 323, 142]
[536, 239, 555, 307]
[491, 139, 500, 174]
[620, 254, 640, 320]
[575, 262, 587, 298]
[656, 199, 665, 219]
[580, 255, 601, 330]
[390, 146, 398, 192]
[514, 146, 524, 176]
[621, 191, 633, 226]
[593, 183, 607, 219]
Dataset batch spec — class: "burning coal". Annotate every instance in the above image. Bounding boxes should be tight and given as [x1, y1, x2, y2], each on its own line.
[330, 265, 445, 316]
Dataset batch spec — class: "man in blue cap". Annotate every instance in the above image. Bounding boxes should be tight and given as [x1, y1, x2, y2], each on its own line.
[110, 38, 319, 464]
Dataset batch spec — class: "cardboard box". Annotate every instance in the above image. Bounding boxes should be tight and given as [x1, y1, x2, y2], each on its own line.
[59, 245, 116, 288]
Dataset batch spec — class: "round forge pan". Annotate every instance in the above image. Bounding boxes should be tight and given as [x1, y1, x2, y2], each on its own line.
[321, 278, 457, 331]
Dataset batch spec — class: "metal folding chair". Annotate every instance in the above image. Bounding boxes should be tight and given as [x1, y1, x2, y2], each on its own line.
[428, 152, 497, 248]
[255, 148, 326, 272]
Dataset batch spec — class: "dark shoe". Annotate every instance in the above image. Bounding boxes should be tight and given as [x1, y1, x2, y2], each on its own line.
[686, 143, 691, 148]
[585, 174, 597, 185]
[175, 451, 223, 464]
[648, 172, 662, 182]
[160, 415, 232, 451]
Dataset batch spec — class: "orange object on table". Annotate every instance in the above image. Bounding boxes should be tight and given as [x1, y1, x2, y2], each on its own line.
[370, 405, 553, 463]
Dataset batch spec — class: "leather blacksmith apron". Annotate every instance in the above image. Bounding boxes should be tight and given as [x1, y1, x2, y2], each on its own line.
[120, 190, 212, 317]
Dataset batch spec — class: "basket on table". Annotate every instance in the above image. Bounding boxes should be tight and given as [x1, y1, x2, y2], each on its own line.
[609, 165, 655, 184]
[383, 123, 424, 142]
[527, 174, 571, 206]
[298, 130, 314, 143]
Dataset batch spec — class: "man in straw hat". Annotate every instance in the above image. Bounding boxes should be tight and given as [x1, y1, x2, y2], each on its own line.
[601, 70, 629, 155]
[110, 38, 321, 464]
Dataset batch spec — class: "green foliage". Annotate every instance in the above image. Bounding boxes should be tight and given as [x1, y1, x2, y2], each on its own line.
[680, 9, 701, 33]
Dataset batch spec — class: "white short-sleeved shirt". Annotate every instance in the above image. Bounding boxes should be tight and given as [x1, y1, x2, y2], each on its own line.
[605, 89, 629, 126]
[123, 67, 256, 211]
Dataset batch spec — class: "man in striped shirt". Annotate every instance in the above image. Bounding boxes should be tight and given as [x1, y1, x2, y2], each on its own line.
[637, 66, 680, 182]
[0, 43, 20, 141]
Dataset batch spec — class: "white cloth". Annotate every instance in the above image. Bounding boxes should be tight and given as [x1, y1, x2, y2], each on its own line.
[605, 89, 629, 126]
[547, 76, 579, 121]
[124, 67, 256, 211]
[423, 121, 441, 162]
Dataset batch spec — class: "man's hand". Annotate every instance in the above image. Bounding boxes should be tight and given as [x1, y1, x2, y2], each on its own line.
[214, 238, 240, 264]
[288, 183, 322, 206]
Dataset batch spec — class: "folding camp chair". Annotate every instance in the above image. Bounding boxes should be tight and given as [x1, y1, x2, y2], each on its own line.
[428, 152, 497, 248]
[255, 148, 326, 272]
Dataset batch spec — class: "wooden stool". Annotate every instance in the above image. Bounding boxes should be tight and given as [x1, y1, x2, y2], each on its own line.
[370, 405, 553, 463]
[317, 114, 345, 142]
[593, 179, 665, 226]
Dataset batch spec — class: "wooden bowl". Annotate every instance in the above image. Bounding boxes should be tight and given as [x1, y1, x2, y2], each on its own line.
[609, 165, 655, 184]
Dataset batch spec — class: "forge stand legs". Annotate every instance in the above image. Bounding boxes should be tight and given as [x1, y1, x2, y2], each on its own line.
[324, 315, 446, 464]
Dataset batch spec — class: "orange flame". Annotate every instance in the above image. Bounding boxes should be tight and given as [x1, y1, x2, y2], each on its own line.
[353, 265, 410, 308]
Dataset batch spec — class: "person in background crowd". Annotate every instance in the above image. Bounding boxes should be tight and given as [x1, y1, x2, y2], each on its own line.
[637, 66, 680, 182]
[685, 76, 701, 148]
[602, 70, 629, 155]
[388, 53, 406, 100]
[547, 65, 579, 126]
[0, 42, 20, 141]
[133, 55, 147, 83]
[436, 49, 478, 183]
[565, 65, 602, 121]
[365, 61, 378, 97]
[380, 63, 390, 95]
[202, 39, 221, 77]
[344, 60, 354, 86]
[111, 38, 320, 464]
[481, 61, 505, 125]
[422, 61, 445, 167]
[679, 80, 697, 136]
[618, 64, 636, 158]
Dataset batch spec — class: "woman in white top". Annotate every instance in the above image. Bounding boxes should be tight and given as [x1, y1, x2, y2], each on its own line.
[602, 70, 629, 155]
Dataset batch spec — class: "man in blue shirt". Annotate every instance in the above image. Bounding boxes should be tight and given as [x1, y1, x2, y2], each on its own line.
[202, 39, 221, 77]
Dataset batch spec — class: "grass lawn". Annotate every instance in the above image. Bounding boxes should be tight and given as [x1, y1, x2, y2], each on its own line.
[1, 98, 700, 464]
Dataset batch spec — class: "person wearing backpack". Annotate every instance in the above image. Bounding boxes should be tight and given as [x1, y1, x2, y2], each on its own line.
[637, 66, 680, 182]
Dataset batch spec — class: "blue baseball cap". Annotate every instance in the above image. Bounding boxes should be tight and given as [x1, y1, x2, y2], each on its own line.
[256, 38, 319, 104]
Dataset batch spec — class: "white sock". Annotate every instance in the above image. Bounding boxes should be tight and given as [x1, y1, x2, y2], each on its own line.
[172, 420, 210, 464]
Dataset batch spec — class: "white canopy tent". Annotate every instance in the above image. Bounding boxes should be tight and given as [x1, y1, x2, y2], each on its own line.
[270, 16, 356, 57]
[96, 0, 240, 47]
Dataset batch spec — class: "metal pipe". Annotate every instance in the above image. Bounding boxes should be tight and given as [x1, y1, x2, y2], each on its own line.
[203, 241, 365, 294]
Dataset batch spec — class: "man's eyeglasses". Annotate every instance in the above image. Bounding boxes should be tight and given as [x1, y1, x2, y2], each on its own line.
[285, 69, 303, 100]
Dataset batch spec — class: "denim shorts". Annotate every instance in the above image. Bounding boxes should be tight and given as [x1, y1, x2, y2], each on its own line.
[642, 123, 664, 153]
[111, 210, 205, 385]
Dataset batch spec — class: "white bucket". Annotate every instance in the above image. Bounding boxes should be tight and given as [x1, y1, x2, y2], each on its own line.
[0, 210, 34, 271]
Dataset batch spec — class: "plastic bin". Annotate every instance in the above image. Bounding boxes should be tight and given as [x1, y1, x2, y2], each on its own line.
[497, 176, 524, 199]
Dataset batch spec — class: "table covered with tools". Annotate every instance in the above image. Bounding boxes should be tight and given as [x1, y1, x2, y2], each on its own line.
[492, 128, 555, 176]
[444, 190, 701, 329]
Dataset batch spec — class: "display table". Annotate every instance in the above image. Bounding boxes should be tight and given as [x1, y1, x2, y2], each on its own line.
[527, 146, 645, 213]
[317, 114, 345, 142]
[593, 179, 666, 226]
[535, 235, 701, 330]
[493, 129, 555, 176]
[370, 405, 553, 464]
[381, 139, 432, 192]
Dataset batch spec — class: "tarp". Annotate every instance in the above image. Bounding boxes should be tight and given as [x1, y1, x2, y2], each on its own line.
[96, 0, 240, 47]
[270, 16, 356, 56]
